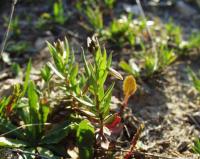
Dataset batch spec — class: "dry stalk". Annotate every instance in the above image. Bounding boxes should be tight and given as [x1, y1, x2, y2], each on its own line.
[0, 0, 18, 59]
[135, 0, 158, 71]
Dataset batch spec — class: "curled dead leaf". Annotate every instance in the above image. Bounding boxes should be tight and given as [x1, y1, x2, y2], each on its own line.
[109, 67, 123, 80]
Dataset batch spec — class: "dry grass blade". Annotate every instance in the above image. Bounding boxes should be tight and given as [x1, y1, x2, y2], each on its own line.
[0, 0, 18, 59]
[0, 123, 51, 137]
[135, 0, 158, 71]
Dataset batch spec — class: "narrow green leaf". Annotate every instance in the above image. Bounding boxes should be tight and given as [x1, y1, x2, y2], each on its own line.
[40, 65, 51, 82]
[53, 2, 59, 17]
[119, 60, 133, 74]
[79, 147, 93, 159]
[70, 64, 79, 82]
[47, 41, 64, 72]
[40, 104, 50, 124]
[47, 62, 65, 80]
[188, 68, 200, 92]
[107, 53, 112, 67]
[193, 139, 200, 154]
[0, 137, 28, 148]
[100, 82, 115, 117]
[64, 37, 70, 64]
[73, 95, 94, 107]
[0, 97, 10, 116]
[27, 81, 41, 141]
[28, 81, 39, 112]
[82, 48, 91, 76]
[23, 59, 32, 95]
[37, 147, 59, 159]
[101, 82, 115, 103]
[41, 122, 76, 144]
[76, 120, 94, 159]
[0, 117, 26, 140]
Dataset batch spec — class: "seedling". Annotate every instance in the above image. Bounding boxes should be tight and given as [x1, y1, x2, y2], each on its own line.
[188, 32, 200, 50]
[53, 0, 68, 25]
[6, 41, 31, 54]
[3, 16, 20, 37]
[85, 5, 103, 31]
[165, 21, 182, 46]
[120, 45, 176, 78]
[11, 63, 21, 77]
[193, 139, 200, 154]
[75, 0, 103, 31]
[36, 0, 72, 29]
[103, 14, 137, 47]
[188, 68, 200, 93]
[188, 69, 200, 155]
[35, 12, 51, 29]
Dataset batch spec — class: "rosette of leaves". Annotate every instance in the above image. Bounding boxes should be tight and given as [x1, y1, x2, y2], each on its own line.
[0, 61, 84, 158]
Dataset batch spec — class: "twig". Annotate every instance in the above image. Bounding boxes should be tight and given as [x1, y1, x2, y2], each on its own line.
[0, 123, 51, 137]
[124, 123, 144, 159]
[0, 0, 18, 59]
[135, 0, 158, 71]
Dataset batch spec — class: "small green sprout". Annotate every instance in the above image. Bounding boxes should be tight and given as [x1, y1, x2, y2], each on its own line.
[53, 0, 68, 25]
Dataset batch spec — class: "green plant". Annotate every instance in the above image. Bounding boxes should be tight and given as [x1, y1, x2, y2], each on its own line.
[102, 14, 136, 47]
[6, 41, 31, 54]
[193, 139, 200, 154]
[188, 70, 200, 155]
[75, 0, 103, 31]
[85, 5, 103, 31]
[0, 62, 59, 158]
[11, 63, 21, 77]
[4, 16, 20, 37]
[188, 32, 200, 49]
[120, 45, 176, 78]
[165, 21, 182, 46]
[53, 0, 68, 25]
[35, 12, 51, 29]
[0, 37, 140, 158]
[188, 68, 200, 92]
[104, 0, 116, 9]
[157, 46, 176, 70]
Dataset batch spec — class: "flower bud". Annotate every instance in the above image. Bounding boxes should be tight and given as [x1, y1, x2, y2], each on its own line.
[87, 35, 99, 54]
